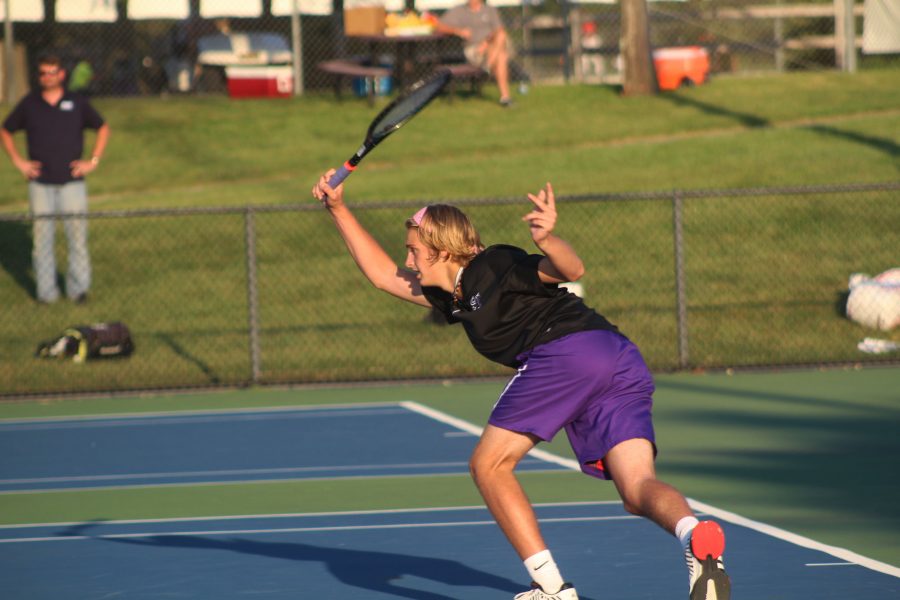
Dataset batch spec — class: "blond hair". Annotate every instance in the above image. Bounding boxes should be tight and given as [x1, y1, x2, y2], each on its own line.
[406, 204, 483, 265]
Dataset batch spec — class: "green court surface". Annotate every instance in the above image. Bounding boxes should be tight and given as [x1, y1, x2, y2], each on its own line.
[1, 366, 897, 567]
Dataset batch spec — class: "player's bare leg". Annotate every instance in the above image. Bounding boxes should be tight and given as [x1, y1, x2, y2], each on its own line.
[470, 425, 545, 557]
[470, 425, 578, 599]
[605, 438, 731, 599]
[604, 438, 692, 530]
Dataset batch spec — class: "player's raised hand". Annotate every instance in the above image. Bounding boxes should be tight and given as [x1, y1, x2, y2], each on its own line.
[523, 182, 557, 244]
[312, 169, 345, 210]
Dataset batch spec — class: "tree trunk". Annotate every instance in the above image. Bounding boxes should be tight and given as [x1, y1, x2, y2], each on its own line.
[620, 0, 657, 96]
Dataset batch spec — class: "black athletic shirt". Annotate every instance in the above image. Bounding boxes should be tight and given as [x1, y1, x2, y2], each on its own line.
[422, 244, 620, 368]
[2, 91, 105, 184]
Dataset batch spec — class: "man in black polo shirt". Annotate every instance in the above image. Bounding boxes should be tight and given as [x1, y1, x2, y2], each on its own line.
[1, 54, 110, 304]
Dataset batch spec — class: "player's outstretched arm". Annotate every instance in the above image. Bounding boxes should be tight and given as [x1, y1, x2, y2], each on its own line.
[313, 170, 431, 307]
[522, 182, 585, 284]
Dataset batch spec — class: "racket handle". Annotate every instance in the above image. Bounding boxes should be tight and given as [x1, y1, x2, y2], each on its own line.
[327, 164, 353, 188]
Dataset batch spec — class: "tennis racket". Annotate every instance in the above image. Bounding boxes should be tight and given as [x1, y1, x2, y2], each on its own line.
[327, 69, 451, 188]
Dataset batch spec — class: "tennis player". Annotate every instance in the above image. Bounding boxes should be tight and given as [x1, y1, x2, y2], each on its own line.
[312, 171, 731, 600]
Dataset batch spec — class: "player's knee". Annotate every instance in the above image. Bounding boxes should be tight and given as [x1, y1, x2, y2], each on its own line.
[468, 454, 491, 481]
[469, 450, 514, 482]
[617, 477, 654, 516]
[621, 498, 645, 516]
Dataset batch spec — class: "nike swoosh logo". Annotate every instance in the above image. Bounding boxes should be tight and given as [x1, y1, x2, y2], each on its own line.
[532, 561, 549, 571]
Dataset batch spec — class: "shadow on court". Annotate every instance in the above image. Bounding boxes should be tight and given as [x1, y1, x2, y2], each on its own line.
[656, 378, 900, 551]
[107, 535, 597, 600]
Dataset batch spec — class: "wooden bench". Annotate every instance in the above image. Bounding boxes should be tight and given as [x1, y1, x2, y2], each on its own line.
[317, 59, 392, 106]
[438, 63, 488, 102]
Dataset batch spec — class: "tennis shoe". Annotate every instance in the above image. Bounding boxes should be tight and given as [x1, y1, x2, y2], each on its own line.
[514, 582, 578, 599]
[687, 521, 731, 600]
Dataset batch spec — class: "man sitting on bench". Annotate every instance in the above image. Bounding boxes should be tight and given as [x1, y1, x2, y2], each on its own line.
[435, 0, 513, 107]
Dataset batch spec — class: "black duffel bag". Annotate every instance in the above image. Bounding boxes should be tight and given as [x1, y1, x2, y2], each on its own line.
[36, 322, 134, 362]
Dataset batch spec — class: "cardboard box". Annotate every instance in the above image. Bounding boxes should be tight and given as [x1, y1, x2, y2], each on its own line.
[225, 66, 293, 98]
[344, 6, 386, 36]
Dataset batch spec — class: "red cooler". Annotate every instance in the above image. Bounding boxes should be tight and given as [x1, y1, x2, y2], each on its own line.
[652, 47, 709, 91]
[225, 66, 293, 98]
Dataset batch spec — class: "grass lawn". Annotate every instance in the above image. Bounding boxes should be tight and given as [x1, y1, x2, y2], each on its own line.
[0, 69, 897, 211]
[0, 69, 897, 395]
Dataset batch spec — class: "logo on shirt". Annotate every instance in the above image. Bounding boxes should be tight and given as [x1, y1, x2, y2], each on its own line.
[469, 292, 482, 311]
[59, 100, 74, 111]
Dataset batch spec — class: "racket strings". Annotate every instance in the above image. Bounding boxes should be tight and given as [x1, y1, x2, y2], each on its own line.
[371, 72, 450, 139]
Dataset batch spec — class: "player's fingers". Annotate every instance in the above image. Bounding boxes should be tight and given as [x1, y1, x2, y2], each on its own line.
[523, 218, 551, 236]
[526, 192, 546, 210]
[526, 216, 552, 231]
[315, 170, 337, 198]
[524, 209, 555, 226]
[525, 204, 555, 220]
[544, 183, 555, 207]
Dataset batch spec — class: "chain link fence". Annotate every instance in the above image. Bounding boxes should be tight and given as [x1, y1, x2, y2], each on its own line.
[0, 181, 897, 398]
[1, 1, 897, 102]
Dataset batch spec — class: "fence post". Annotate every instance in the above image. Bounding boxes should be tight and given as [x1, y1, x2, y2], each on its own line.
[244, 207, 262, 384]
[3, 5, 13, 104]
[291, 0, 304, 95]
[774, 0, 785, 72]
[672, 190, 689, 369]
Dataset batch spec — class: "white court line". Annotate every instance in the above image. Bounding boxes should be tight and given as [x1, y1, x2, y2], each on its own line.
[0, 514, 640, 545]
[0, 500, 624, 530]
[0, 461, 479, 485]
[0, 460, 546, 495]
[0, 468, 565, 496]
[0, 402, 404, 425]
[806, 563, 855, 567]
[401, 401, 900, 579]
[687, 498, 900, 578]
[0, 407, 408, 431]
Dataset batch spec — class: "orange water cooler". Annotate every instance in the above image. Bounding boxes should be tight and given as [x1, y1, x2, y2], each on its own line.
[652, 46, 710, 91]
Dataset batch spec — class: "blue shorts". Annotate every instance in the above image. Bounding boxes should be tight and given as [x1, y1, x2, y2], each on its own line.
[488, 329, 656, 480]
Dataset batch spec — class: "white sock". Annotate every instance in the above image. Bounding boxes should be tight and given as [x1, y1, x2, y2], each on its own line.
[675, 515, 700, 583]
[675, 515, 700, 550]
[523, 549, 565, 593]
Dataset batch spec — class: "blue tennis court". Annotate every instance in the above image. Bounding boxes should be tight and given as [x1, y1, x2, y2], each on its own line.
[1, 401, 897, 599]
[0, 403, 564, 493]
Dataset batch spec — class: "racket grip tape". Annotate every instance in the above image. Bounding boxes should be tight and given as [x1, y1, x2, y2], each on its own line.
[327, 163, 356, 189]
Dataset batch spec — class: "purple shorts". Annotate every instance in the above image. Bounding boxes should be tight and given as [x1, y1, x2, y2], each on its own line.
[488, 329, 656, 480]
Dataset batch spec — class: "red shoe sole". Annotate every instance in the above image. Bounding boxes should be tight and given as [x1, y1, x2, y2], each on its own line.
[691, 520, 726, 560]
